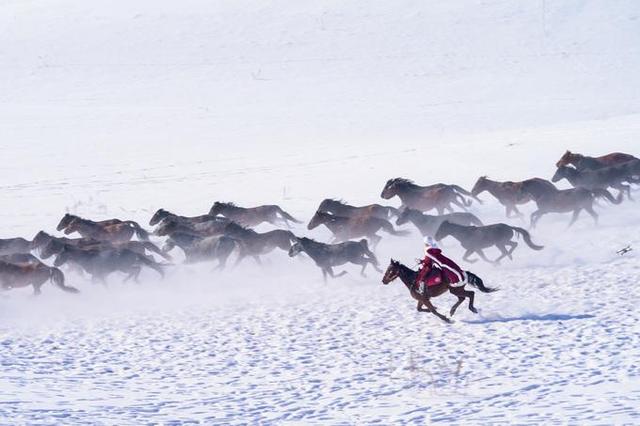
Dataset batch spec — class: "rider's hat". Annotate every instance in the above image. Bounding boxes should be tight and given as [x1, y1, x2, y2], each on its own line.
[424, 236, 437, 248]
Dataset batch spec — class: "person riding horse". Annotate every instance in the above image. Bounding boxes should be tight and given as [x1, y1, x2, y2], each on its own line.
[415, 237, 466, 296]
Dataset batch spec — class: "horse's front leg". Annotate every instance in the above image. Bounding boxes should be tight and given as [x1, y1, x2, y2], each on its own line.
[326, 266, 347, 279]
[448, 287, 466, 316]
[422, 298, 451, 323]
[476, 249, 497, 265]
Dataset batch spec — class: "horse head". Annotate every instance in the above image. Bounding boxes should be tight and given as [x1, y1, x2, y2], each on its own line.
[288, 239, 304, 257]
[551, 166, 573, 183]
[471, 176, 488, 196]
[31, 230, 51, 249]
[307, 210, 326, 230]
[57, 213, 77, 231]
[556, 150, 575, 168]
[382, 259, 401, 284]
[149, 208, 170, 226]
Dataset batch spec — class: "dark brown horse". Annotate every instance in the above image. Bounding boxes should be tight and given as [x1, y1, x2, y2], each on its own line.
[0, 259, 78, 295]
[307, 210, 409, 249]
[435, 221, 543, 264]
[57, 213, 150, 241]
[380, 178, 477, 214]
[209, 202, 301, 228]
[222, 222, 297, 265]
[52, 244, 165, 283]
[149, 208, 218, 226]
[153, 217, 230, 238]
[32, 231, 171, 261]
[555, 150, 638, 171]
[552, 164, 640, 200]
[395, 207, 483, 237]
[382, 259, 496, 323]
[162, 232, 240, 269]
[471, 177, 557, 218]
[317, 199, 400, 220]
[520, 181, 622, 228]
[0, 237, 32, 255]
[288, 237, 381, 281]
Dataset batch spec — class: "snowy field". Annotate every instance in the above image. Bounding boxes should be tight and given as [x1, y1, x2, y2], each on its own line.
[1, 1, 640, 424]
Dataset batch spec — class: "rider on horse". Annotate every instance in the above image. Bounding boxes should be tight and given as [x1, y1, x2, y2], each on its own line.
[416, 237, 466, 296]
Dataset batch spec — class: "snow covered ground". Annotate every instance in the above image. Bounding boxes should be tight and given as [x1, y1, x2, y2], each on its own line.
[1, 0, 640, 424]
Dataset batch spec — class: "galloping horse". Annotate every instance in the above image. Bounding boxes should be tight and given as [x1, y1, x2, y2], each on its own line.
[149, 208, 217, 226]
[307, 210, 409, 249]
[317, 199, 400, 220]
[471, 177, 557, 218]
[552, 164, 639, 200]
[0, 259, 78, 295]
[57, 214, 150, 241]
[60, 215, 150, 243]
[556, 150, 638, 171]
[395, 207, 483, 237]
[382, 259, 496, 323]
[209, 202, 301, 228]
[380, 178, 476, 214]
[435, 221, 544, 264]
[288, 237, 381, 281]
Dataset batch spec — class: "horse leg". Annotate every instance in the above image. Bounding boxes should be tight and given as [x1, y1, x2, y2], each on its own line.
[567, 208, 582, 228]
[422, 298, 451, 323]
[253, 255, 262, 265]
[371, 234, 382, 250]
[463, 289, 478, 313]
[462, 249, 478, 264]
[507, 241, 518, 258]
[448, 288, 465, 317]
[475, 249, 496, 265]
[505, 205, 512, 218]
[495, 244, 511, 263]
[326, 267, 347, 279]
[585, 205, 598, 225]
[416, 301, 430, 312]
[530, 210, 542, 229]
[358, 260, 368, 277]
[32, 283, 43, 296]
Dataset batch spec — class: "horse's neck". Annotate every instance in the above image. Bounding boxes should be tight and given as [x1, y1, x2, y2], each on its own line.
[398, 264, 418, 288]
[74, 220, 98, 233]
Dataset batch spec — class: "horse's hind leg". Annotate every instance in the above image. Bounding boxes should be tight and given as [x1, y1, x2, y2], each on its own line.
[464, 289, 478, 313]
[476, 249, 496, 265]
[494, 244, 510, 263]
[585, 205, 598, 225]
[416, 301, 430, 312]
[448, 291, 465, 316]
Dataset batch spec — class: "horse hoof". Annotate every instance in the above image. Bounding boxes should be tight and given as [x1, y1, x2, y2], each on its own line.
[470, 308, 478, 314]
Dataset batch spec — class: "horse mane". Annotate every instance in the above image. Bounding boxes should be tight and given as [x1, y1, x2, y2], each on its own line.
[217, 202, 236, 207]
[388, 177, 414, 186]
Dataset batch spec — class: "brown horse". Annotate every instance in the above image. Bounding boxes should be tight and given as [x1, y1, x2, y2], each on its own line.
[32, 231, 171, 261]
[162, 232, 240, 269]
[471, 177, 557, 218]
[209, 202, 301, 228]
[153, 217, 230, 238]
[552, 164, 639, 200]
[382, 259, 496, 323]
[380, 178, 476, 214]
[57, 213, 150, 240]
[520, 180, 622, 228]
[0, 237, 32, 255]
[222, 222, 297, 265]
[555, 150, 638, 171]
[435, 221, 543, 264]
[0, 259, 79, 295]
[63, 217, 148, 243]
[52, 244, 165, 284]
[395, 207, 483, 237]
[288, 237, 381, 281]
[307, 210, 409, 249]
[149, 208, 218, 226]
[317, 199, 400, 220]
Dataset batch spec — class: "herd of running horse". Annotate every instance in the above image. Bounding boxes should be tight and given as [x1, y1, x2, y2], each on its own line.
[0, 150, 638, 321]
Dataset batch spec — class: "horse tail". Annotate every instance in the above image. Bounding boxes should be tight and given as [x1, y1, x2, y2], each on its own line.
[142, 241, 172, 261]
[124, 221, 150, 241]
[592, 188, 623, 205]
[511, 226, 544, 250]
[358, 239, 378, 264]
[50, 267, 80, 293]
[380, 220, 411, 236]
[465, 271, 498, 293]
[451, 184, 483, 204]
[275, 207, 302, 224]
[139, 255, 165, 278]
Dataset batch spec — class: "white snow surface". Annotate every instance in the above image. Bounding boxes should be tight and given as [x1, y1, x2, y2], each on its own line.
[1, 1, 640, 424]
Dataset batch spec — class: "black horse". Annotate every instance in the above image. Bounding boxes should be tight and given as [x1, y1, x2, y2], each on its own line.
[288, 237, 381, 281]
